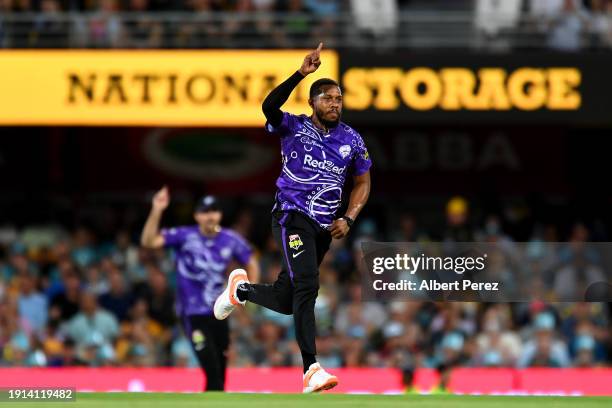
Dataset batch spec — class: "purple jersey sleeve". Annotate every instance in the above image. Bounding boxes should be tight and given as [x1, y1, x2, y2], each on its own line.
[231, 233, 253, 265]
[352, 134, 372, 176]
[161, 226, 190, 247]
[265, 111, 297, 137]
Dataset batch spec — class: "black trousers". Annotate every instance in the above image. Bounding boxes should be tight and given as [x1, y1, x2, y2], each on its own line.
[181, 314, 229, 391]
[247, 211, 332, 360]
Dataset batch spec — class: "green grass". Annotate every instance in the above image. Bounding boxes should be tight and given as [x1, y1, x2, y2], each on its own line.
[6, 392, 612, 408]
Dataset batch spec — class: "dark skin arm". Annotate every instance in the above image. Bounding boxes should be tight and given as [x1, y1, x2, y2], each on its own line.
[330, 171, 371, 239]
[262, 43, 323, 127]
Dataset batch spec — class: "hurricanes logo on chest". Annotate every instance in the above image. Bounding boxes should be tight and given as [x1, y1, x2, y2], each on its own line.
[339, 145, 351, 159]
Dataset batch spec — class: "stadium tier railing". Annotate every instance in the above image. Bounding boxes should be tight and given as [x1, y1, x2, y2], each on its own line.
[0, 11, 609, 50]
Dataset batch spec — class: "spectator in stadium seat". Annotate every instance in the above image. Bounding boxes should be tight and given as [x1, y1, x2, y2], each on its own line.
[252, 0, 288, 48]
[41, 320, 64, 366]
[33, 0, 69, 48]
[304, 0, 338, 15]
[546, 0, 589, 51]
[253, 319, 292, 366]
[342, 327, 368, 366]
[443, 196, 475, 242]
[86, 0, 123, 48]
[1, 297, 32, 366]
[335, 282, 387, 336]
[304, 0, 339, 47]
[71, 227, 97, 268]
[282, 0, 312, 47]
[604, 0, 612, 47]
[98, 266, 134, 322]
[124, 0, 163, 48]
[518, 312, 570, 367]
[50, 338, 87, 367]
[85, 264, 109, 295]
[316, 330, 342, 368]
[175, 0, 222, 48]
[16, 271, 47, 334]
[586, 0, 610, 48]
[475, 0, 522, 39]
[171, 335, 199, 367]
[108, 231, 140, 271]
[49, 265, 82, 322]
[561, 303, 609, 363]
[530, 0, 568, 22]
[0, 0, 9, 48]
[64, 291, 119, 349]
[3, 333, 30, 366]
[121, 299, 160, 366]
[473, 306, 522, 366]
[553, 251, 606, 300]
[350, 0, 398, 39]
[135, 264, 175, 328]
[573, 333, 598, 366]
[1, 243, 35, 283]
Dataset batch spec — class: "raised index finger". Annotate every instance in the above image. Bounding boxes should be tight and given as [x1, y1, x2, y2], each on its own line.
[313, 42, 323, 58]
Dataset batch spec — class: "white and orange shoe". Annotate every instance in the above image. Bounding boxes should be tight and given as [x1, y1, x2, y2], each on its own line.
[302, 362, 339, 393]
[213, 268, 249, 320]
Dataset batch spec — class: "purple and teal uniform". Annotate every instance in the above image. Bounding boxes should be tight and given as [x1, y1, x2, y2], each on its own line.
[161, 225, 251, 391]
[161, 226, 252, 316]
[267, 112, 372, 229]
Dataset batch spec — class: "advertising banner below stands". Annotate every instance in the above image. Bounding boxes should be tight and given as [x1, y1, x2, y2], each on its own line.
[0, 368, 610, 395]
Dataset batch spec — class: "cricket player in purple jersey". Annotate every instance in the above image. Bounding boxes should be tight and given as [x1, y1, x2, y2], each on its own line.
[141, 187, 259, 391]
[214, 43, 372, 393]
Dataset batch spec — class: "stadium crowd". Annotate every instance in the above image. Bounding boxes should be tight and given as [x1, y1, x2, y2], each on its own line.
[0, 0, 611, 49]
[0, 196, 609, 375]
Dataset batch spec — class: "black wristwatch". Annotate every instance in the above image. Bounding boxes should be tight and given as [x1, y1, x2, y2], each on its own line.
[340, 216, 354, 228]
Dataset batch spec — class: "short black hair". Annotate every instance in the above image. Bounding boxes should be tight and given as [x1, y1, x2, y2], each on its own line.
[309, 78, 340, 99]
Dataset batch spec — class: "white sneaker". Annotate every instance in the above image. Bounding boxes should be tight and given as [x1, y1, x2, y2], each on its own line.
[213, 268, 249, 320]
[302, 362, 339, 393]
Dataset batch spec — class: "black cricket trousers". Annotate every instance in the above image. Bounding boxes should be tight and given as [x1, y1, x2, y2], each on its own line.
[247, 210, 332, 363]
[181, 314, 229, 391]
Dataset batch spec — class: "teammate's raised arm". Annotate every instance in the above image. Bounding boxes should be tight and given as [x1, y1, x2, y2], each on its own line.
[262, 42, 323, 128]
[140, 186, 169, 248]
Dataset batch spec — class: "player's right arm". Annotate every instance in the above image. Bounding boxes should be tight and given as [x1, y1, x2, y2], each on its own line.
[140, 186, 169, 249]
[262, 42, 323, 127]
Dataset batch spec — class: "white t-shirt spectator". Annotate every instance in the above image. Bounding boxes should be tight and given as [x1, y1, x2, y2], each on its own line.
[351, 0, 399, 35]
[475, 0, 522, 36]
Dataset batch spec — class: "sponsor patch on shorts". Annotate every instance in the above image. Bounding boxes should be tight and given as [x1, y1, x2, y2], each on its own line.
[288, 234, 303, 250]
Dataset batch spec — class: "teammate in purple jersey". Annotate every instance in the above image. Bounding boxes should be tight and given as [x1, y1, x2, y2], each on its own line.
[141, 186, 259, 391]
[214, 43, 372, 393]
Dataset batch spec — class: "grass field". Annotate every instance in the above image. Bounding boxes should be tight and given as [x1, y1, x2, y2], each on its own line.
[8, 392, 612, 408]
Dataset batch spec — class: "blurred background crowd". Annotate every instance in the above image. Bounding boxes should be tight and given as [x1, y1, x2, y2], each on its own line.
[0, 0, 611, 393]
[0, 0, 612, 50]
[0, 195, 609, 375]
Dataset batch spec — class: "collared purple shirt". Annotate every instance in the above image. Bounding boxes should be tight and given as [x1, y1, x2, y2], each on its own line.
[266, 112, 372, 228]
[161, 226, 252, 316]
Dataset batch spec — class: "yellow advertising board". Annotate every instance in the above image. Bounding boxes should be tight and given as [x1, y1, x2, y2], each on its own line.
[0, 50, 338, 126]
